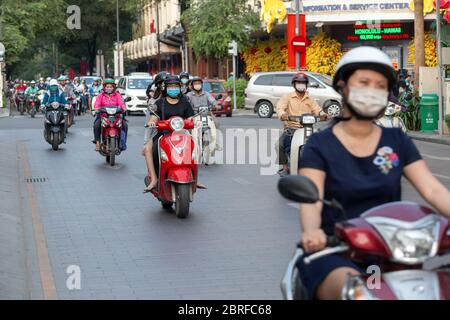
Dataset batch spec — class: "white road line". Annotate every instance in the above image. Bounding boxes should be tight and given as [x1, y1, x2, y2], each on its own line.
[432, 173, 450, 180]
[232, 177, 252, 185]
[422, 153, 450, 162]
[288, 203, 299, 209]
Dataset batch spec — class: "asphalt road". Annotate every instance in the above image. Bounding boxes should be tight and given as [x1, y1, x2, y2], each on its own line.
[0, 110, 449, 299]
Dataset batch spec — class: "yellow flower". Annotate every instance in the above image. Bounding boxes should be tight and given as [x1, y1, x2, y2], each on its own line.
[409, 0, 434, 15]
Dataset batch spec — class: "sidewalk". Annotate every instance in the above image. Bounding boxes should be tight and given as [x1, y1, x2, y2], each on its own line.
[408, 131, 450, 146]
[0, 107, 10, 118]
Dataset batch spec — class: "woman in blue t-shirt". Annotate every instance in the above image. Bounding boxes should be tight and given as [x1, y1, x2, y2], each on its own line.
[297, 46, 450, 300]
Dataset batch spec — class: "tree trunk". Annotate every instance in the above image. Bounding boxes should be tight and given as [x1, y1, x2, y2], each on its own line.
[414, 0, 425, 92]
[87, 35, 97, 75]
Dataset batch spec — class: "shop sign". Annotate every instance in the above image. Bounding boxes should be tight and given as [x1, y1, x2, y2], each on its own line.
[347, 23, 411, 41]
[302, 1, 410, 13]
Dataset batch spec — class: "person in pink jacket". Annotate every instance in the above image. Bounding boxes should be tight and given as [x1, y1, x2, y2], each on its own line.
[93, 79, 128, 151]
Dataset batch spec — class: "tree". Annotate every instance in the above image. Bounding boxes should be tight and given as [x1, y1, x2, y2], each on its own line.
[181, 0, 259, 58]
[414, 0, 426, 92]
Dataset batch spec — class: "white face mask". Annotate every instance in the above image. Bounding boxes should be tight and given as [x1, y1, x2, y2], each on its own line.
[295, 83, 307, 92]
[193, 84, 202, 91]
[347, 87, 389, 118]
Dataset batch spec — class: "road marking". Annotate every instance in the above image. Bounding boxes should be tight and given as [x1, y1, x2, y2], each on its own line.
[433, 173, 450, 180]
[288, 203, 299, 209]
[18, 142, 58, 300]
[422, 153, 450, 162]
[232, 177, 252, 185]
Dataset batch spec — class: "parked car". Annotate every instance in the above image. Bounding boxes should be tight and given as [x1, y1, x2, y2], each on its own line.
[244, 71, 342, 118]
[128, 72, 152, 77]
[202, 79, 232, 117]
[117, 75, 153, 115]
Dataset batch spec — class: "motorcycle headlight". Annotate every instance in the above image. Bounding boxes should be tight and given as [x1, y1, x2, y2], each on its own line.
[51, 102, 60, 109]
[301, 115, 316, 125]
[342, 275, 377, 300]
[170, 117, 185, 131]
[366, 215, 440, 264]
[106, 108, 117, 115]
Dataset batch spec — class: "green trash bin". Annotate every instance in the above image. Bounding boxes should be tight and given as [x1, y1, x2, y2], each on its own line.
[419, 94, 439, 133]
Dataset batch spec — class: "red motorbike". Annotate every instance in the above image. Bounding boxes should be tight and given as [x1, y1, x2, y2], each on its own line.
[97, 106, 125, 167]
[27, 93, 39, 118]
[278, 176, 450, 300]
[145, 116, 198, 219]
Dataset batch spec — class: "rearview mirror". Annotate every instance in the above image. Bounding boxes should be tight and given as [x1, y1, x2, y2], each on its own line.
[125, 97, 132, 102]
[277, 176, 319, 204]
[309, 82, 320, 88]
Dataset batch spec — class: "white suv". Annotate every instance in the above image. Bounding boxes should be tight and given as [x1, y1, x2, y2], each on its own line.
[117, 75, 153, 114]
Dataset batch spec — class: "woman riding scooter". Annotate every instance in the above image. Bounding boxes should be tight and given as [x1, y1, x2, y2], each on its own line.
[143, 75, 206, 192]
[296, 46, 450, 300]
[93, 79, 128, 152]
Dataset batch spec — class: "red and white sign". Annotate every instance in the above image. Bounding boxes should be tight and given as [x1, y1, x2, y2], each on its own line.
[287, 13, 307, 69]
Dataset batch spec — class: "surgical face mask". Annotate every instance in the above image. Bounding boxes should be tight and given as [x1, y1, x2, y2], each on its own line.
[181, 78, 189, 84]
[167, 88, 180, 98]
[295, 83, 307, 92]
[193, 84, 202, 91]
[347, 86, 389, 118]
[105, 88, 114, 95]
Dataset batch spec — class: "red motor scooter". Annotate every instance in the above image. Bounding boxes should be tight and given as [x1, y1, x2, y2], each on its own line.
[278, 176, 450, 300]
[97, 106, 125, 167]
[146, 116, 198, 219]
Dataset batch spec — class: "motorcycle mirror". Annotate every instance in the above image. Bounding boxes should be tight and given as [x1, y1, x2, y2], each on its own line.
[277, 176, 320, 204]
[125, 97, 132, 102]
[216, 94, 223, 100]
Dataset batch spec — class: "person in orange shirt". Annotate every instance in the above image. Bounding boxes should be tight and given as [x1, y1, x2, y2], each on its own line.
[276, 73, 329, 176]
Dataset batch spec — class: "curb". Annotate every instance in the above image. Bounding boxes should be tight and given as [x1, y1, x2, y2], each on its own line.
[408, 132, 450, 146]
[0, 107, 10, 118]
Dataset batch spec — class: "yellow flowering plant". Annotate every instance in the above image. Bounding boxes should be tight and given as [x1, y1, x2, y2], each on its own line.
[407, 33, 437, 67]
[305, 33, 343, 75]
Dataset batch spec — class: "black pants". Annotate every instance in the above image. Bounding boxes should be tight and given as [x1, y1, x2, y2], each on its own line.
[93, 117, 128, 142]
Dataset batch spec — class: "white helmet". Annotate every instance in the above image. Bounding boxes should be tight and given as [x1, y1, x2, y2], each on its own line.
[49, 79, 58, 86]
[30, 80, 36, 84]
[333, 46, 395, 91]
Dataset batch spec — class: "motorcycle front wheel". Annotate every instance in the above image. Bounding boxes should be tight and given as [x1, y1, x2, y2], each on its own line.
[174, 184, 190, 219]
[108, 136, 116, 167]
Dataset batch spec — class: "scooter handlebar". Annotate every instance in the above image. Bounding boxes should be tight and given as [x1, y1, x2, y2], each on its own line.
[296, 235, 340, 250]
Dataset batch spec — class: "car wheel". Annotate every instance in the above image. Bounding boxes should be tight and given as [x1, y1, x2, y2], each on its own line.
[324, 101, 342, 118]
[256, 101, 273, 118]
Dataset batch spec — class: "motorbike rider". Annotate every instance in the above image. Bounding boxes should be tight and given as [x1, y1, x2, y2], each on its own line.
[37, 77, 47, 91]
[146, 71, 169, 100]
[143, 75, 206, 192]
[276, 73, 329, 176]
[42, 79, 69, 110]
[25, 80, 40, 109]
[295, 46, 450, 300]
[93, 78, 128, 152]
[179, 71, 191, 94]
[186, 76, 221, 150]
[89, 78, 103, 108]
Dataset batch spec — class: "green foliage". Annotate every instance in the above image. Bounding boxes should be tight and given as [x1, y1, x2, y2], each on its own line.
[399, 91, 421, 131]
[181, 0, 259, 58]
[2, 0, 139, 78]
[224, 79, 248, 109]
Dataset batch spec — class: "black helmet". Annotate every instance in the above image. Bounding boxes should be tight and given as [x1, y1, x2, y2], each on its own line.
[154, 71, 169, 86]
[292, 72, 309, 84]
[164, 74, 181, 86]
[179, 71, 190, 79]
[191, 76, 203, 84]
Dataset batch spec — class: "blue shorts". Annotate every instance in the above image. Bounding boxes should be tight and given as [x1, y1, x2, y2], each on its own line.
[296, 254, 370, 299]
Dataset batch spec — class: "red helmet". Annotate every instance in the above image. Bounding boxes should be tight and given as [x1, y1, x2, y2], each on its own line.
[292, 72, 309, 84]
